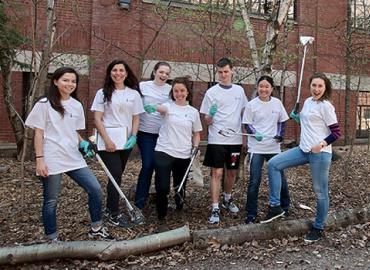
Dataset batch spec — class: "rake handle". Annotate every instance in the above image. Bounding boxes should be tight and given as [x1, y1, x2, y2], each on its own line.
[95, 153, 134, 212]
[176, 148, 199, 193]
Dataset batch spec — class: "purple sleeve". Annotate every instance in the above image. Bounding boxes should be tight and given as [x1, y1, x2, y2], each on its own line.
[245, 124, 256, 134]
[277, 122, 286, 137]
[324, 123, 341, 145]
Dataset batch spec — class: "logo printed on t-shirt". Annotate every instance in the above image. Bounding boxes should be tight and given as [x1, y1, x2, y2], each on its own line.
[230, 152, 240, 166]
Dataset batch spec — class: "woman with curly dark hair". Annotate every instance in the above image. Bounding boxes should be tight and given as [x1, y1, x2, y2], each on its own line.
[91, 59, 144, 228]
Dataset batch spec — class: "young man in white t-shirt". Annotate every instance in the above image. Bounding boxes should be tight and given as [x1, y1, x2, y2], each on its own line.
[200, 58, 248, 224]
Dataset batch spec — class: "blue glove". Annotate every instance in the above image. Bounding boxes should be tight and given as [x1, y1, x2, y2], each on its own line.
[79, 140, 95, 158]
[255, 132, 263, 142]
[144, 104, 157, 113]
[290, 110, 300, 124]
[124, 135, 137, 150]
[209, 104, 217, 118]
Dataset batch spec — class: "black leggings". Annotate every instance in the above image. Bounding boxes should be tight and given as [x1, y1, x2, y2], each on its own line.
[98, 149, 132, 215]
[154, 151, 190, 219]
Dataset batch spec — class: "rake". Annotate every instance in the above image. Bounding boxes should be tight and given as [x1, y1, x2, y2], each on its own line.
[218, 128, 274, 140]
[294, 36, 315, 113]
[85, 137, 145, 225]
[174, 147, 199, 205]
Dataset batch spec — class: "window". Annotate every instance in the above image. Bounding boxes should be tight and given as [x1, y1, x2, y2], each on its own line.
[169, 0, 296, 19]
[351, 0, 370, 29]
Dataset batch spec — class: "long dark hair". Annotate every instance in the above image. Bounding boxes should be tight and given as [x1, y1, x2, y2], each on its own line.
[43, 67, 79, 117]
[169, 76, 193, 105]
[309, 72, 332, 101]
[150, 61, 171, 80]
[257, 75, 274, 97]
[103, 59, 141, 103]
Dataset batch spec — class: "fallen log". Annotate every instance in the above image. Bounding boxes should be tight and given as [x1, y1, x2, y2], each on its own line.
[0, 225, 190, 265]
[193, 204, 370, 247]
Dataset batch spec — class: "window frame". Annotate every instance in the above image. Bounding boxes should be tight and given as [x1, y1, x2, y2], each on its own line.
[351, 0, 370, 30]
[142, 0, 296, 21]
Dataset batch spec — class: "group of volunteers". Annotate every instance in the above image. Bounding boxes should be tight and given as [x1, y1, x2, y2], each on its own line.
[25, 56, 340, 243]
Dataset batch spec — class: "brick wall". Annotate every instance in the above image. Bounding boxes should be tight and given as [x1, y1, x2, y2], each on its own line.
[0, 0, 368, 144]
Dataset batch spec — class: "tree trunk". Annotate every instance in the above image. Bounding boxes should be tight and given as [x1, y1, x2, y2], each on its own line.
[0, 225, 191, 265]
[0, 59, 25, 154]
[193, 203, 370, 247]
[344, 0, 352, 145]
[20, 0, 57, 162]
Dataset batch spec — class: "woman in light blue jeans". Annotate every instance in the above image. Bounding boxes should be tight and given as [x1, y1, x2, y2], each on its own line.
[263, 73, 341, 243]
[25, 67, 112, 242]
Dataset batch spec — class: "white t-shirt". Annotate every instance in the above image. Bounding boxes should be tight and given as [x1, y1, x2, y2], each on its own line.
[139, 80, 171, 134]
[155, 103, 203, 159]
[300, 97, 338, 153]
[200, 84, 248, 145]
[25, 97, 87, 175]
[91, 88, 144, 138]
[242, 97, 289, 154]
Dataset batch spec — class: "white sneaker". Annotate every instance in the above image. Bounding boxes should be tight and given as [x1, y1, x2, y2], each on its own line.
[208, 208, 220, 224]
[221, 198, 239, 214]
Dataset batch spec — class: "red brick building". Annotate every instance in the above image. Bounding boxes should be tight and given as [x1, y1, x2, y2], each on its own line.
[1, 0, 369, 144]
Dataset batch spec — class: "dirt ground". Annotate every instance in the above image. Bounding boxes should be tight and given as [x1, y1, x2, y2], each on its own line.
[0, 145, 369, 269]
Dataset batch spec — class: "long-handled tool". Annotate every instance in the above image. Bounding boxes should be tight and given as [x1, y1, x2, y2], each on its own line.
[174, 147, 199, 205]
[219, 129, 256, 137]
[86, 137, 145, 225]
[218, 128, 274, 139]
[293, 36, 315, 113]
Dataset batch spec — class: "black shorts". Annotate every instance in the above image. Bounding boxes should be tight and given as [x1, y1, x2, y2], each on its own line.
[203, 144, 242, 170]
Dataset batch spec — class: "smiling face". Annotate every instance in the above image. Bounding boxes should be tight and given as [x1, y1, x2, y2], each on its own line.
[110, 64, 127, 89]
[257, 79, 273, 101]
[54, 72, 77, 100]
[172, 83, 189, 105]
[153, 65, 171, 86]
[310, 78, 326, 101]
[217, 65, 233, 85]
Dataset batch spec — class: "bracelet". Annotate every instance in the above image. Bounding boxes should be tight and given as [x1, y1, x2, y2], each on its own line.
[35, 155, 44, 159]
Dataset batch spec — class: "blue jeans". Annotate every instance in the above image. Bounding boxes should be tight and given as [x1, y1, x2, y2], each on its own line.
[268, 147, 332, 230]
[135, 131, 159, 209]
[41, 167, 102, 240]
[246, 153, 290, 218]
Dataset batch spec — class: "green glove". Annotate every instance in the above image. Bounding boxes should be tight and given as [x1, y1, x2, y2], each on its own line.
[79, 140, 95, 158]
[290, 110, 300, 124]
[209, 103, 218, 118]
[144, 104, 157, 113]
[255, 132, 263, 142]
[124, 135, 137, 150]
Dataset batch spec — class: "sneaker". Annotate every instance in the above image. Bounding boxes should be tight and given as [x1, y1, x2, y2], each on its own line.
[208, 208, 220, 224]
[89, 226, 114, 240]
[260, 205, 285, 224]
[245, 216, 256, 224]
[156, 219, 169, 233]
[304, 227, 324, 243]
[221, 198, 239, 214]
[283, 210, 290, 218]
[108, 214, 131, 228]
[50, 238, 60, 244]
